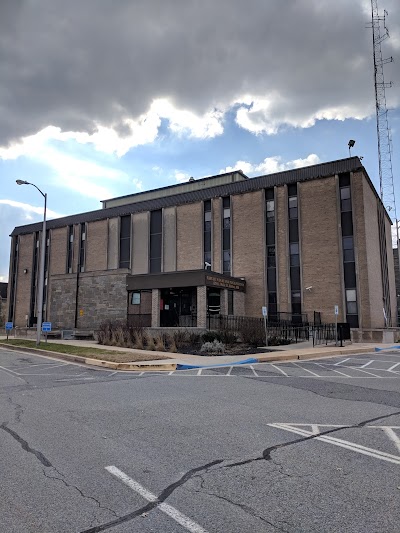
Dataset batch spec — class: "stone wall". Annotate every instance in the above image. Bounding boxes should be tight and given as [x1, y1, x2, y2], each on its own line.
[49, 271, 127, 329]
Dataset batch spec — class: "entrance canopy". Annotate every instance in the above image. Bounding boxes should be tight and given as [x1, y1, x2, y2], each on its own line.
[127, 270, 246, 292]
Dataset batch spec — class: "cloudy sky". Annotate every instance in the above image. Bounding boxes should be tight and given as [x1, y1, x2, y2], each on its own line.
[1, 0, 399, 281]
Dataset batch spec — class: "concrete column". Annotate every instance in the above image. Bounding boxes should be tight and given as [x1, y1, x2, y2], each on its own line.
[197, 286, 207, 328]
[151, 289, 160, 327]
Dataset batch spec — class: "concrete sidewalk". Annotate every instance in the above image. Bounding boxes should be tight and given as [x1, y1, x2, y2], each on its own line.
[0, 335, 396, 370]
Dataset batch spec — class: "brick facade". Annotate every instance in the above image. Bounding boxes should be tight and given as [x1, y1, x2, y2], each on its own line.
[299, 177, 343, 324]
[86, 219, 108, 272]
[177, 202, 202, 270]
[8, 159, 397, 332]
[232, 190, 265, 317]
[14, 234, 34, 327]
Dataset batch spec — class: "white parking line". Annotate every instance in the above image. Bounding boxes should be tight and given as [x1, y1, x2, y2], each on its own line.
[226, 366, 233, 376]
[106, 466, 208, 533]
[291, 362, 321, 377]
[271, 364, 288, 376]
[388, 362, 400, 372]
[314, 362, 352, 377]
[11, 362, 70, 370]
[250, 365, 258, 377]
[268, 423, 400, 465]
[0, 365, 26, 382]
[360, 360, 373, 368]
[335, 358, 350, 366]
[380, 427, 400, 453]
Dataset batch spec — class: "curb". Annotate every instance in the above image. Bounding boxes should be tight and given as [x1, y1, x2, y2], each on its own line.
[256, 346, 376, 363]
[0, 343, 177, 372]
[176, 357, 258, 370]
[375, 345, 400, 352]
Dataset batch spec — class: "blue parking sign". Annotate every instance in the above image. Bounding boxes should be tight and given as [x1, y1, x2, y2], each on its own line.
[5, 322, 13, 330]
[42, 322, 52, 332]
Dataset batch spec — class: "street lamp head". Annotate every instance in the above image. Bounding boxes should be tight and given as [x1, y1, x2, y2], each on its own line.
[16, 179, 30, 185]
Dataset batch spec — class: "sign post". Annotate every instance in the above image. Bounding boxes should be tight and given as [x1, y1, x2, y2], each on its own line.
[42, 322, 52, 344]
[262, 306, 268, 347]
[5, 322, 13, 341]
[334, 305, 339, 346]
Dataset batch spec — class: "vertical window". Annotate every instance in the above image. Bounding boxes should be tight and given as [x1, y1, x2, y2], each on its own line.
[204, 200, 212, 269]
[222, 197, 231, 275]
[339, 173, 358, 328]
[288, 183, 301, 321]
[29, 233, 39, 325]
[265, 188, 277, 320]
[228, 290, 234, 315]
[119, 215, 131, 269]
[150, 210, 162, 273]
[67, 225, 74, 273]
[8, 237, 19, 322]
[79, 223, 86, 273]
[42, 230, 50, 318]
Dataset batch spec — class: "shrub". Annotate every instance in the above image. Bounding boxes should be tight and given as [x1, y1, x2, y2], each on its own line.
[154, 334, 166, 352]
[200, 340, 225, 354]
[188, 331, 201, 347]
[133, 331, 144, 350]
[173, 330, 190, 349]
[144, 333, 156, 351]
[238, 320, 265, 347]
[201, 331, 223, 343]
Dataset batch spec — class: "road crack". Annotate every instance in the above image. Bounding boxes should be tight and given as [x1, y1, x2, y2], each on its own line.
[7, 395, 24, 423]
[43, 468, 119, 527]
[79, 459, 223, 533]
[0, 423, 52, 467]
[79, 409, 400, 533]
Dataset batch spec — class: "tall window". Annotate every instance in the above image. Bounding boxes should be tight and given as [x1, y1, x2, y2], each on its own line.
[204, 200, 212, 269]
[42, 230, 50, 318]
[67, 225, 74, 273]
[79, 223, 86, 273]
[222, 197, 231, 275]
[119, 215, 131, 269]
[288, 183, 301, 321]
[150, 210, 162, 273]
[266, 188, 277, 319]
[29, 232, 40, 325]
[339, 173, 358, 327]
[8, 237, 19, 322]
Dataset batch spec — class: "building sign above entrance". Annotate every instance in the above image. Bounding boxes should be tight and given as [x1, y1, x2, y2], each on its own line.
[206, 274, 246, 292]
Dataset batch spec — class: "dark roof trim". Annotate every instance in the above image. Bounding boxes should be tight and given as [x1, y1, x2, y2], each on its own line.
[101, 169, 249, 204]
[11, 157, 387, 236]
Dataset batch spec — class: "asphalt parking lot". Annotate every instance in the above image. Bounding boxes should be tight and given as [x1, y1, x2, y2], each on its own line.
[1, 347, 399, 532]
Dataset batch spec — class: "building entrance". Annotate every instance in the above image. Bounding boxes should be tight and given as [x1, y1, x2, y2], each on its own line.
[160, 287, 196, 327]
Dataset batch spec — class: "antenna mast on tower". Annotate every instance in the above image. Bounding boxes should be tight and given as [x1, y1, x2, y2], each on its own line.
[370, 0, 396, 219]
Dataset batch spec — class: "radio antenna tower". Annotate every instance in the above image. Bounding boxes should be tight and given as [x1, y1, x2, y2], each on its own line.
[370, 1, 397, 222]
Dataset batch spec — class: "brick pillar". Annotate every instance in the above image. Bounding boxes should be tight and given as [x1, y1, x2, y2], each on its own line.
[234, 292, 245, 316]
[220, 289, 228, 315]
[151, 289, 160, 327]
[197, 286, 207, 328]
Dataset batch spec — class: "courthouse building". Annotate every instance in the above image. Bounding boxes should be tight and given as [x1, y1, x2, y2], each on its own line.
[7, 156, 397, 331]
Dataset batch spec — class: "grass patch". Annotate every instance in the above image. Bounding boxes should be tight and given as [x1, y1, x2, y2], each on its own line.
[0, 339, 170, 363]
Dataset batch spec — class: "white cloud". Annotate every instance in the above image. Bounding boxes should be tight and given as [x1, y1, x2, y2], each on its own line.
[0, 275, 7, 282]
[0, 199, 64, 220]
[175, 171, 191, 183]
[0, 99, 224, 161]
[220, 154, 321, 176]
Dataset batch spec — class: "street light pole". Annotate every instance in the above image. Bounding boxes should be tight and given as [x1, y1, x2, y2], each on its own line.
[16, 180, 47, 345]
